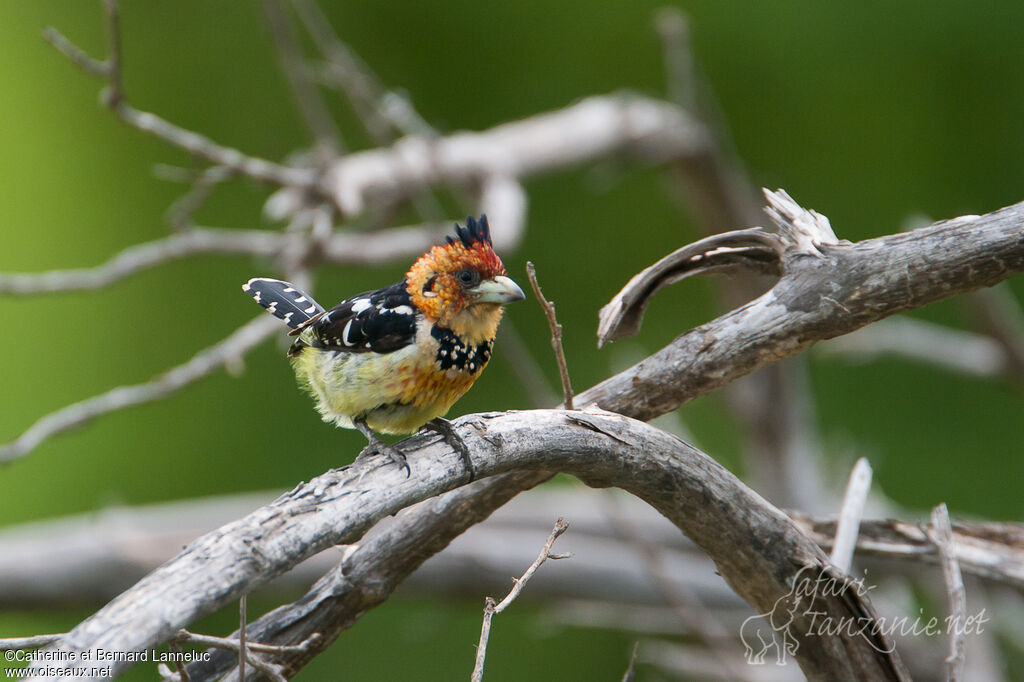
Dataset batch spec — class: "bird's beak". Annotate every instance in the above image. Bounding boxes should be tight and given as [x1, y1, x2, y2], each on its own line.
[472, 275, 526, 304]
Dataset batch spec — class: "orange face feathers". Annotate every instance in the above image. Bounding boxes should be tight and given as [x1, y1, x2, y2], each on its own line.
[406, 216, 510, 335]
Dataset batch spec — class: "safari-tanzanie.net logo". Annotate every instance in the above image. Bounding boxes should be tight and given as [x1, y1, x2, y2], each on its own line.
[739, 565, 989, 666]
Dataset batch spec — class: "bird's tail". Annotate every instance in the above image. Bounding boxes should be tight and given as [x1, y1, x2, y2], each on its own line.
[242, 278, 325, 330]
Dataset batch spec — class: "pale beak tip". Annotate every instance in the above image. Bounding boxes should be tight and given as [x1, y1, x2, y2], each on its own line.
[475, 275, 526, 304]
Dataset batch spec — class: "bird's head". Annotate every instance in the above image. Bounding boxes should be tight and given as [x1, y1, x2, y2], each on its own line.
[406, 215, 525, 344]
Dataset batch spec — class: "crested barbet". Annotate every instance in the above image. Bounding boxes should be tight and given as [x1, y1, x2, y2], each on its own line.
[243, 215, 525, 475]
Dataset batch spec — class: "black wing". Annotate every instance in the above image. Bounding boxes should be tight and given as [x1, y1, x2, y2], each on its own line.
[303, 281, 418, 354]
[243, 278, 325, 329]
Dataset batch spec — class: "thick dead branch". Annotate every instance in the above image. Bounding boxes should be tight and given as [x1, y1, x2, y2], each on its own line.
[818, 317, 1014, 380]
[4, 488, 1023, 611]
[589, 191, 1024, 419]
[264, 93, 709, 219]
[30, 410, 906, 681]
[14, 191, 1023, 679]
[596, 226, 781, 346]
[184, 472, 548, 681]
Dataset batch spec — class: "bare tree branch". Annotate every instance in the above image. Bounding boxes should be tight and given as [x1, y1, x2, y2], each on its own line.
[589, 191, 1024, 421]
[471, 518, 570, 682]
[14, 192, 1024, 680]
[29, 410, 908, 681]
[818, 316, 1014, 380]
[620, 641, 640, 682]
[0, 316, 278, 462]
[926, 504, 968, 682]
[831, 458, 873, 573]
[525, 262, 574, 410]
[261, 0, 341, 152]
[264, 93, 710, 219]
[3, 488, 1022, 611]
[966, 284, 1024, 387]
[290, 0, 436, 141]
[791, 515, 1024, 590]
[0, 634, 63, 651]
[184, 471, 549, 681]
[45, 4, 314, 189]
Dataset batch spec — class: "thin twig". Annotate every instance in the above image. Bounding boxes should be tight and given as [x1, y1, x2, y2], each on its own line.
[171, 628, 321, 682]
[654, 8, 696, 111]
[830, 458, 873, 573]
[239, 595, 247, 682]
[168, 636, 190, 682]
[0, 316, 279, 462]
[0, 221, 494, 296]
[44, 6, 313, 189]
[41, 27, 109, 76]
[288, 0, 448, 222]
[262, 0, 341, 152]
[526, 262, 574, 410]
[292, 0, 435, 140]
[0, 634, 63, 650]
[175, 629, 320, 656]
[471, 518, 571, 682]
[165, 166, 235, 231]
[927, 503, 968, 682]
[621, 641, 640, 682]
[101, 0, 122, 107]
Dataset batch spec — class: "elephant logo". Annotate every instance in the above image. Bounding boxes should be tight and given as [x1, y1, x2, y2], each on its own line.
[739, 591, 802, 665]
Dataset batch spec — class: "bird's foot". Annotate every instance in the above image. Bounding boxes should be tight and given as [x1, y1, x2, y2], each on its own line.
[354, 419, 410, 477]
[356, 440, 410, 477]
[425, 417, 475, 482]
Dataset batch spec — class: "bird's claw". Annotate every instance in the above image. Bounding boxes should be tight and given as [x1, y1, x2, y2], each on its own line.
[426, 418, 475, 482]
[357, 442, 411, 478]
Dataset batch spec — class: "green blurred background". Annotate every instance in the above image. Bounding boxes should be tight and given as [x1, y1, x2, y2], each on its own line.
[1, 1, 1022, 679]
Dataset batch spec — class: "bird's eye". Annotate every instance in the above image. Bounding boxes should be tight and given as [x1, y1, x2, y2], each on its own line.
[456, 269, 480, 287]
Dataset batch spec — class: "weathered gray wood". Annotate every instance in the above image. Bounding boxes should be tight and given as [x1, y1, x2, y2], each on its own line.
[35, 410, 907, 681]
[31, 194, 1024, 681]
[585, 199, 1024, 421]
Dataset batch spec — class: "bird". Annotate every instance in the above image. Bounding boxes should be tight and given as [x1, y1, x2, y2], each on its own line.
[242, 215, 525, 476]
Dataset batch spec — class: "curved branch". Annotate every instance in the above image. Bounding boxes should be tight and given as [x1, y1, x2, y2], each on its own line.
[2, 489, 1021, 611]
[32, 410, 906, 681]
[588, 192, 1024, 420]
[26, 192, 1024, 680]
